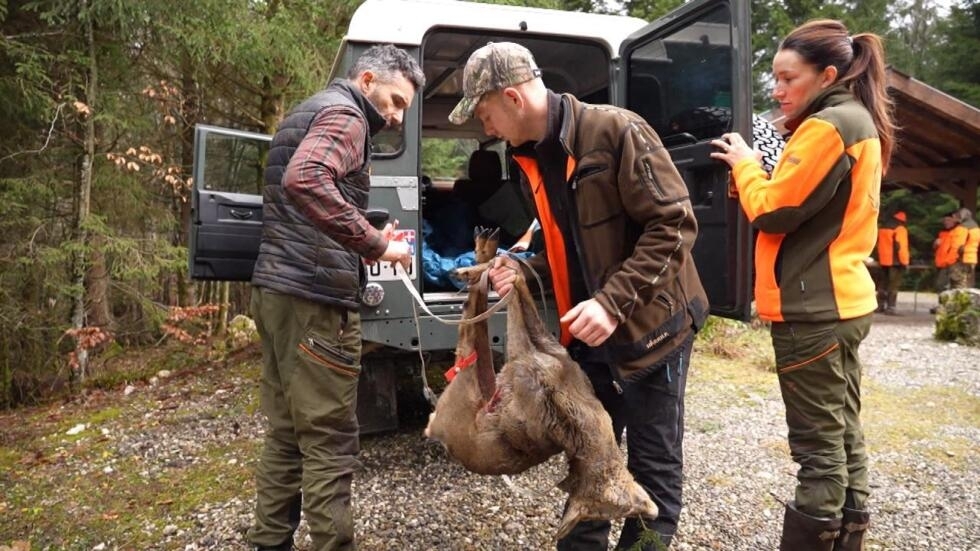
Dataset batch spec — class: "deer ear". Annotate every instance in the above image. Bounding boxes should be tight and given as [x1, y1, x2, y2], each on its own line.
[555, 500, 588, 541]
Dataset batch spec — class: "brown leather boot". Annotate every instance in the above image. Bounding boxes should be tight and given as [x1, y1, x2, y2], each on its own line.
[833, 507, 871, 550]
[779, 502, 841, 551]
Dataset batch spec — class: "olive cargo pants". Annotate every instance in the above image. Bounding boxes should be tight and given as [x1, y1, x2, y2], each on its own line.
[771, 315, 872, 519]
[949, 262, 972, 289]
[248, 287, 363, 551]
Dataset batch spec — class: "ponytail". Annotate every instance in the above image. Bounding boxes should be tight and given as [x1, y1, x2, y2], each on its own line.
[840, 33, 896, 174]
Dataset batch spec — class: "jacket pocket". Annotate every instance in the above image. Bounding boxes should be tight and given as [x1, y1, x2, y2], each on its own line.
[575, 164, 622, 228]
[770, 322, 839, 375]
[298, 331, 360, 378]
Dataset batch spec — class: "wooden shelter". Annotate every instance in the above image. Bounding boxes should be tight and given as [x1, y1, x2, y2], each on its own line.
[762, 67, 980, 212]
[885, 67, 980, 212]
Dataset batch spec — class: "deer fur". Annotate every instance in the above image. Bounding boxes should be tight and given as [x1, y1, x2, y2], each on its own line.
[425, 228, 658, 540]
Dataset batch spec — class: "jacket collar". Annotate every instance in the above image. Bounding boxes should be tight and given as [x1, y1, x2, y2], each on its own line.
[509, 89, 565, 160]
[557, 93, 580, 157]
[330, 79, 387, 136]
[784, 85, 852, 133]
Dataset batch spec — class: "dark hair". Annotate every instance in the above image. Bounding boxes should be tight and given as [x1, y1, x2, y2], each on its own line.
[780, 19, 896, 173]
[347, 44, 425, 91]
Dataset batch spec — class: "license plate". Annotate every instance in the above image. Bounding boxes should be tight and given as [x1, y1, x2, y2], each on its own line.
[367, 229, 416, 281]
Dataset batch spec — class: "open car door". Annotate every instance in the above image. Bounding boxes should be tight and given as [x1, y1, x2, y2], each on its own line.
[619, 0, 753, 320]
[189, 124, 270, 281]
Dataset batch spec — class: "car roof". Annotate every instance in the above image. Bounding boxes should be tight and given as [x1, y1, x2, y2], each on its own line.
[347, 0, 647, 57]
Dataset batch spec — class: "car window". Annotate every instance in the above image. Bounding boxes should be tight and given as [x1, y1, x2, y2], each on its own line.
[421, 137, 476, 179]
[200, 132, 269, 195]
[626, 2, 734, 145]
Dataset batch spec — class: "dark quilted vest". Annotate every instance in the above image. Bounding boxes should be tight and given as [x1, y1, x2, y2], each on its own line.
[251, 82, 373, 309]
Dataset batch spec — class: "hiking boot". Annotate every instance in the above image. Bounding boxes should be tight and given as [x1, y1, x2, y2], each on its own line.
[833, 507, 870, 551]
[780, 502, 841, 551]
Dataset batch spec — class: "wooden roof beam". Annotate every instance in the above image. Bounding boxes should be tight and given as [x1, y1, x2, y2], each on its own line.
[887, 69, 980, 133]
[887, 166, 979, 185]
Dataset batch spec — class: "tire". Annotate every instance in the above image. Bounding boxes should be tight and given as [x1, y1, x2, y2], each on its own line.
[752, 114, 785, 175]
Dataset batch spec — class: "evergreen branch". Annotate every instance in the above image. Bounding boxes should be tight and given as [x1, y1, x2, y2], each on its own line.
[0, 103, 66, 164]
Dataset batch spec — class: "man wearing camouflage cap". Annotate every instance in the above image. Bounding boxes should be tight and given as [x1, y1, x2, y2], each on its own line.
[451, 41, 708, 550]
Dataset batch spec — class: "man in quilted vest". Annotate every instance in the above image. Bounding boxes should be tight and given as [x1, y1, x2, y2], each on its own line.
[248, 45, 424, 551]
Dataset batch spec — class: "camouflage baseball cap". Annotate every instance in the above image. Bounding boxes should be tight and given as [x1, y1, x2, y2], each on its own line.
[448, 42, 542, 125]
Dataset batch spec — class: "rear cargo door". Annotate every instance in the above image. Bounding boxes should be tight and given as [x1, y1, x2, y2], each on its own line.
[619, 0, 754, 320]
[189, 124, 270, 281]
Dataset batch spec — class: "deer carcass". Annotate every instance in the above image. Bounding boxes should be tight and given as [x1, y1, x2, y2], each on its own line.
[424, 228, 658, 540]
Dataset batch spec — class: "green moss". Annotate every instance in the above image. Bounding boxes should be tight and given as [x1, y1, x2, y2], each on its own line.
[85, 405, 124, 425]
[0, 445, 20, 472]
[934, 290, 980, 346]
[689, 347, 778, 409]
[0, 438, 259, 549]
[864, 381, 979, 471]
[695, 316, 774, 372]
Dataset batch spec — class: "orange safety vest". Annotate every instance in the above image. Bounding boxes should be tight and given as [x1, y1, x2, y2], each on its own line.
[512, 155, 577, 346]
[934, 229, 954, 268]
[876, 222, 909, 267]
[963, 219, 979, 265]
[948, 224, 969, 265]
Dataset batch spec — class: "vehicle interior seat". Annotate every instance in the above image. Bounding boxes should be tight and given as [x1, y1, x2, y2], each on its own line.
[453, 149, 503, 208]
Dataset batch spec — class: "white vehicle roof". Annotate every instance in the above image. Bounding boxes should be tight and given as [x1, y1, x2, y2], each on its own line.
[347, 0, 648, 57]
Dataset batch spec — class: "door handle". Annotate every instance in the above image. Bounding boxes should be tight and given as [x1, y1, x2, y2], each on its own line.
[229, 208, 254, 220]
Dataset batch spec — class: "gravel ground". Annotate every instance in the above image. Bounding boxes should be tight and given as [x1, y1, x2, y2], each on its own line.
[40, 291, 977, 551]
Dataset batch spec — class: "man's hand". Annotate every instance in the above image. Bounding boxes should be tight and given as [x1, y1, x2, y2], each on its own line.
[488, 256, 519, 297]
[560, 299, 619, 347]
[379, 240, 411, 270]
[380, 220, 398, 241]
[378, 220, 411, 270]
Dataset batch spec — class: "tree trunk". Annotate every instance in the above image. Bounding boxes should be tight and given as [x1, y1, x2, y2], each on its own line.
[176, 53, 200, 307]
[70, 0, 97, 382]
[85, 233, 112, 330]
[217, 281, 230, 336]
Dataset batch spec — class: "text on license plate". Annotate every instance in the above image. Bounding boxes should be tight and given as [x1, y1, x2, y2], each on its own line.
[366, 229, 416, 281]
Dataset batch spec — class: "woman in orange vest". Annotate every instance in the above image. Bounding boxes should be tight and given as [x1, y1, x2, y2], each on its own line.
[876, 210, 910, 314]
[711, 19, 895, 551]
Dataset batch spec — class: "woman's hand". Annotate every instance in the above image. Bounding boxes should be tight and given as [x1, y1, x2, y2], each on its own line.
[710, 132, 761, 168]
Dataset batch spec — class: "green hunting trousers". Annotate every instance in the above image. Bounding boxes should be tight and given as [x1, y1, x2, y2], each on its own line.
[875, 265, 904, 311]
[248, 287, 363, 551]
[771, 314, 872, 519]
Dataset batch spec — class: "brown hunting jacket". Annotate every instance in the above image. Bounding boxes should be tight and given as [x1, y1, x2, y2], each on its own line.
[512, 92, 707, 379]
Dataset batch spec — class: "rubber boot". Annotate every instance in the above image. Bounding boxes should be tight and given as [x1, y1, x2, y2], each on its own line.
[779, 502, 841, 551]
[615, 516, 672, 550]
[833, 507, 870, 551]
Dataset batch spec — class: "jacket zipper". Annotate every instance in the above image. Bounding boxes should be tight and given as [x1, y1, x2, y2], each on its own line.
[568, 170, 597, 296]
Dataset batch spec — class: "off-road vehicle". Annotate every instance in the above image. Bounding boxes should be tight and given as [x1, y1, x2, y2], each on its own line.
[189, 0, 754, 432]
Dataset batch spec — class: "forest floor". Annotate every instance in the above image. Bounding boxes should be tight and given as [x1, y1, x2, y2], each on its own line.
[1, 291, 978, 550]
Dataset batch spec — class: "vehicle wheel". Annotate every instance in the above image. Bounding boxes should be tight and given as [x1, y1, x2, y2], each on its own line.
[752, 114, 785, 175]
